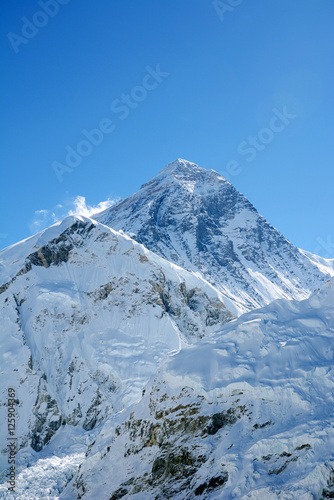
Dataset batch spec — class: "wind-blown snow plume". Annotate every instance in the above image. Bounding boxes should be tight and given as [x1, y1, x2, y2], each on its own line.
[29, 196, 118, 235]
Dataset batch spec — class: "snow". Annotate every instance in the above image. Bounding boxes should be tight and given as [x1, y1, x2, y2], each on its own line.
[0, 426, 89, 500]
[1, 160, 333, 498]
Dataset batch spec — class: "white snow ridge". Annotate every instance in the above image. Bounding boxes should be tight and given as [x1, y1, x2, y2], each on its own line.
[1, 159, 333, 499]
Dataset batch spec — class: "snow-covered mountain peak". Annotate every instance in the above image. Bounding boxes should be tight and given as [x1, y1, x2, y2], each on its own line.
[140, 158, 230, 193]
[95, 159, 332, 313]
[158, 157, 200, 174]
[1, 159, 334, 499]
[156, 157, 224, 180]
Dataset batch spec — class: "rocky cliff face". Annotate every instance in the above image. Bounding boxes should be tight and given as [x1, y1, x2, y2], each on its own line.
[95, 159, 332, 313]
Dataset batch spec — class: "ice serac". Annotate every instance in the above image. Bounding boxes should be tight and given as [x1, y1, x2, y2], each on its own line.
[95, 158, 333, 313]
[67, 277, 334, 500]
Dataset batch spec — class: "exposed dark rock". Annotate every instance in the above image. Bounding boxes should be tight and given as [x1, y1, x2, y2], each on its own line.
[206, 409, 239, 435]
[253, 420, 274, 430]
[109, 487, 128, 499]
[151, 448, 201, 481]
[194, 472, 229, 495]
[268, 456, 298, 475]
[83, 390, 102, 431]
[295, 443, 311, 451]
[321, 466, 334, 499]
[30, 376, 63, 452]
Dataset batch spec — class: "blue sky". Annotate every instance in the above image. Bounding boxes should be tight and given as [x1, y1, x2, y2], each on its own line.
[1, 0, 333, 257]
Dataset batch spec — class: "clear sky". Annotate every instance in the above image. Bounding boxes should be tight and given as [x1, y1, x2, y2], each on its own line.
[1, 0, 333, 257]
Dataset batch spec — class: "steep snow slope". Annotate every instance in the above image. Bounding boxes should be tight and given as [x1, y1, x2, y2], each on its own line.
[95, 159, 333, 313]
[299, 248, 334, 277]
[0, 215, 232, 481]
[66, 278, 334, 500]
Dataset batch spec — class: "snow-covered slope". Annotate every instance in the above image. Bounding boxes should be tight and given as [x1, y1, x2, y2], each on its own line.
[65, 277, 334, 500]
[95, 159, 333, 313]
[299, 248, 334, 277]
[0, 215, 232, 477]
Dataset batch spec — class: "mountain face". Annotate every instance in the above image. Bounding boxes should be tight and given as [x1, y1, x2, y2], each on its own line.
[0, 159, 333, 499]
[65, 277, 334, 500]
[0, 215, 231, 463]
[95, 159, 333, 313]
